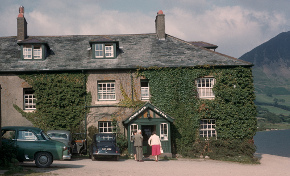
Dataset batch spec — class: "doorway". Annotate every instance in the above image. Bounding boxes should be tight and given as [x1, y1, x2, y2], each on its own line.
[141, 125, 156, 156]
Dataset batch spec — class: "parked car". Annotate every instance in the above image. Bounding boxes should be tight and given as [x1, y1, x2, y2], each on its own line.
[1, 126, 71, 168]
[47, 130, 73, 154]
[89, 133, 120, 161]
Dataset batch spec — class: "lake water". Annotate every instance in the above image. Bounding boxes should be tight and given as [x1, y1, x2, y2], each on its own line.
[254, 129, 290, 158]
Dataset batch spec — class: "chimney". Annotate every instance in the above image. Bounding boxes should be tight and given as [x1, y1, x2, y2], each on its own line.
[155, 10, 165, 40]
[17, 6, 27, 41]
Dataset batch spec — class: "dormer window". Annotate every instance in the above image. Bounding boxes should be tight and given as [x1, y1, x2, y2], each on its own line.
[90, 37, 118, 59]
[23, 45, 42, 59]
[18, 38, 48, 60]
[94, 43, 115, 58]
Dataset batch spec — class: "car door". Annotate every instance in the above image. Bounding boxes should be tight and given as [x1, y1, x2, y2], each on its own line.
[16, 130, 41, 161]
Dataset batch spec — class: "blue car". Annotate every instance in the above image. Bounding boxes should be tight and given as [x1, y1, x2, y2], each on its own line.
[89, 133, 120, 161]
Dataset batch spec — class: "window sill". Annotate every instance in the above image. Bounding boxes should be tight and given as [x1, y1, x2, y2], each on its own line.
[94, 100, 119, 105]
[23, 109, 36, 112]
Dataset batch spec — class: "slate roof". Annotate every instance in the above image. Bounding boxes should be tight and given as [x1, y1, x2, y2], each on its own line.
[0, 33, 252, 73]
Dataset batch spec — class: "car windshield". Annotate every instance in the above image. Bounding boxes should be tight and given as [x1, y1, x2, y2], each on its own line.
[96, 134, 115, 142]
[47, 133, 68, 139]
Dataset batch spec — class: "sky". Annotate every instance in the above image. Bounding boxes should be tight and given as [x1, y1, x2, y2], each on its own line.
[1, 0, 290, 58]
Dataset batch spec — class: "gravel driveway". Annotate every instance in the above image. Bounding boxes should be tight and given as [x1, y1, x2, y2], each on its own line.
[20, 154, 290, 176]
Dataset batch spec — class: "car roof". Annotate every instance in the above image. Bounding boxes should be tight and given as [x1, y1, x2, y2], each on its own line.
[47, 130, 71, 135]
[1, 126, 42, 133]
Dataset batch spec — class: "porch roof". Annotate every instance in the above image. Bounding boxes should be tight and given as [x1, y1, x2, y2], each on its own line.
[123, 102, 174, 124]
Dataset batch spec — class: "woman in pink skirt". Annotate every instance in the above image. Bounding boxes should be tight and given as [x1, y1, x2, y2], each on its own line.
[148, 131, 161, 162]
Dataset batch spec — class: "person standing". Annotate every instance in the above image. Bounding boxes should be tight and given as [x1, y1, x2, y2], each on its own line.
[148, 131, 161, 162]
[134, 129, 144, 162]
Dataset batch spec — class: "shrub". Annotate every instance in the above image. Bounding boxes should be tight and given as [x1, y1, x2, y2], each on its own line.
[0, 141, 18, 169]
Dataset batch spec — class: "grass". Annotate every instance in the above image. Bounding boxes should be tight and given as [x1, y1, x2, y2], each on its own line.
[260, 105, 290, 116]
[257, 121, 290, 131]
[255, 94, 290, 107]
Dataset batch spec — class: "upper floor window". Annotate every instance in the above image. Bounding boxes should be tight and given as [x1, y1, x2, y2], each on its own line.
[24, 88, 36, 110]
[141, 79, 149, 100]
[94, 43, 115, 58]
[196, 77, 215, 99]
[200, 119, 216, 139]
[97, 81, 116, 101]
[99, 121, 113, 133]
[23, 45, 43, 60]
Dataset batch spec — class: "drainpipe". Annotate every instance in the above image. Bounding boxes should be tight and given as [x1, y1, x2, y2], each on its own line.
[131, 72, 134, 101]
[83, 71, 87, 148]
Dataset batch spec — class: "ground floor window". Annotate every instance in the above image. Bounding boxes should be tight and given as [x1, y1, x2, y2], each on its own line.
[199, 119, 216, 138]
[160, 123, 168, 140]
[98, 121, 113, 133]
[130, 124, 138, 141]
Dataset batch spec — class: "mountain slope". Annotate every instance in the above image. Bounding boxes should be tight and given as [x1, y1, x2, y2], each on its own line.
[239, 31, 290, 92]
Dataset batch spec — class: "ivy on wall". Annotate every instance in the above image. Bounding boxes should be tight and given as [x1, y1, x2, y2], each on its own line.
[14, 72, 92, 132]
[138, 66, 257, 158]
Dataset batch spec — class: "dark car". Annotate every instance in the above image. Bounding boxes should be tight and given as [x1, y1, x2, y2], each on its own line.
[47, 130, 73, 154]
[1, 126, 71, 168]
[89, 133, 120, 161]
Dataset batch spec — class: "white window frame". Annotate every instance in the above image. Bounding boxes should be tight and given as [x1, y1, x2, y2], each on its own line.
[130, 124, 138, 141]
[105, 45, 114, 58]
[99, 121, 113, 133]
[33, 46, 42, 59]
[160, 123, 168, 141]
[95, 44, 114, 58]
[95, 44, 103, 58]
[199, 119, 217, 139]
[97, 82, 116, 101]
[23, 45, 42, 60]
[23, 45, 32, 59]
[196, 77, 215, 99]
[24, 88, 36, 110]
[141, 79, 150, 100]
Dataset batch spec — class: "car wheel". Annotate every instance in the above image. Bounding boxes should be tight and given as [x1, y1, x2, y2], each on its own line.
[35, 152, 53, 168]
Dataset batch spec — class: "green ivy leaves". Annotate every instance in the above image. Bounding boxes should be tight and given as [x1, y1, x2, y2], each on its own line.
[139, 66, 257, 156]
[16, 72, 92, 132]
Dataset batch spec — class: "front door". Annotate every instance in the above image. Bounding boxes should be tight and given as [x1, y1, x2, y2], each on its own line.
[141, 125, 155, 156]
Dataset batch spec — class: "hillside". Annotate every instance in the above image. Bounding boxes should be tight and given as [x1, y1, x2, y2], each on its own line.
[239, 31, 290, 94]
[239, 31, 290, 129]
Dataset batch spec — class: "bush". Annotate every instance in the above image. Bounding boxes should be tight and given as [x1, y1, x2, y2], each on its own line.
[186, 138, 257, 163]
[0, 141, 18, 169]
[116, 133, 128, 154]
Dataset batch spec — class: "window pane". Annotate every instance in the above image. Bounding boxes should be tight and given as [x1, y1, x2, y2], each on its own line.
[105, 45, 114, 57]
[24, 88, 36, 110]
[196, 78, 215, 99]
[99, 121, 113, 133]
[23, 46, 32, 59]
[33, 46, 42, 59]
[199, 119, 216, 139]
[95, 44, 103, 57]
[141, 80, 150, 100]
[98, 82, 116, 100]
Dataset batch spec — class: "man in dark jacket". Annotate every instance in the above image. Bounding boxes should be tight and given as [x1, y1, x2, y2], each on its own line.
[134, 130, 143, 162]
